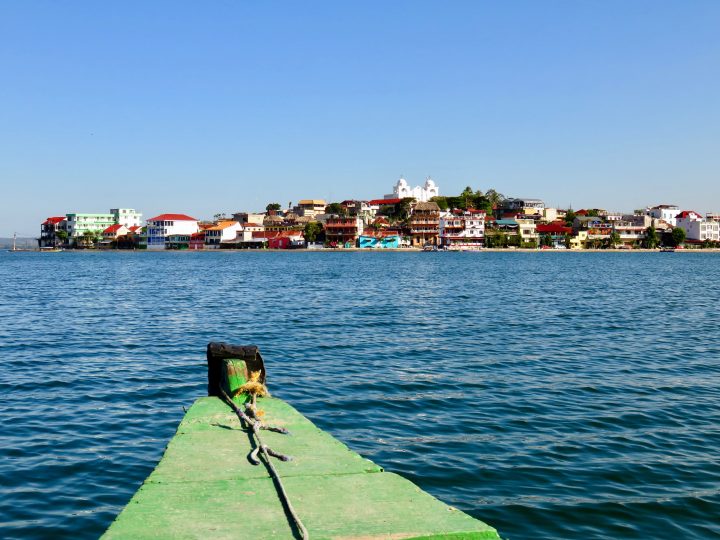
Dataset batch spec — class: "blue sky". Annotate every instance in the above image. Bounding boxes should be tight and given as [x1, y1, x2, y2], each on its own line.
[1, 0, 719, 235]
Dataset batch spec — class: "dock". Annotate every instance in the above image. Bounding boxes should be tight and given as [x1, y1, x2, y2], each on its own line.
[103, 344, 501, 539]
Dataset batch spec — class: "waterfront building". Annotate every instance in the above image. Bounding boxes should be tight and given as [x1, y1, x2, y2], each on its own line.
[325, 216, 364, 247]
[536, 222, 572, 248]
[574, 216, 612, 247]
[66, 212, 117, 240]
[205, 220, 243, 248]
[189, 231, 206, 250]
[612, 221, 646, 246]
[102, 224, 129, 239]
[146, 213, 199, 250]
[409, 201, 441, 247]
[38, 216, 67, 248]
[384, 176, 439, 202]
[266, 230, 305, 249]
[439, 210, 486, 249]
[293, 200, 327, 219]
[516, 219, 539, 245]
[676, 210, 720, 243]
[645, 204, 680, 226]
[110, 209, 143, 228]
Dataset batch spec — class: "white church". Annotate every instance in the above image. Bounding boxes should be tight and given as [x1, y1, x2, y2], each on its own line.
[384, 176, 439, 202]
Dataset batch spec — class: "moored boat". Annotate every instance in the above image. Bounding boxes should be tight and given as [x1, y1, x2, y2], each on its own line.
[102, 343, 501, 539]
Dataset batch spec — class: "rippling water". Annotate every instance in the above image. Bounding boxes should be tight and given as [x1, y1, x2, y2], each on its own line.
[1, 251, 719, 539]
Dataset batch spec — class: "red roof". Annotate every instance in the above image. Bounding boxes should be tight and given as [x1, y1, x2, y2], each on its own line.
[369, 198, 402, 205]
[147, 213, 197, 222]
[676, 210, 701, 219]
[103, 224, 124, 234]
[42, 216, 66, 225]
[537, 223, 572, 234]
[129, 225, 142, 232]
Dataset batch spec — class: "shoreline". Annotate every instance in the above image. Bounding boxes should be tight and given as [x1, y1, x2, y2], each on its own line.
[13, 247, 720, 253]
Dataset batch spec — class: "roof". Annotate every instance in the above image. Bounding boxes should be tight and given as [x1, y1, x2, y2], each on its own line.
[42, 216, 66, 225]
[537, 223, 572, 234]
[494, 219, 519, 226]
[414, 201, 440, 211]
[369, 198, 402, 205]
[147, 213, 198, 222]
[129, 225, 143, 232]
[297, 199, 326, 206]
[207, 221, 239, 231]
[676, 210, 702, 219]
[103, 224, 124, 234]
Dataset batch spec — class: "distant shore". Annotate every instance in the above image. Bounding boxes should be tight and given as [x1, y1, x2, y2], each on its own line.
[11, 247, 720, 254]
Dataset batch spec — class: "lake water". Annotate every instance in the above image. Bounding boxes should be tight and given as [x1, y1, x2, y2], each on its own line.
[1, 251, 719, 539]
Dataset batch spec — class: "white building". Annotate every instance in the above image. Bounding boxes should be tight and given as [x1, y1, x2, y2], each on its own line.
[205, 221, 244, 248]
[111, 209, 143, 228]
[146, 213, 199, 250]
[65, 208, 142, 241]
[645, 204, 680, 227]
[439, 210, 486, 249]
[385, 176, 439, 202]
[676, 210, 720, 243]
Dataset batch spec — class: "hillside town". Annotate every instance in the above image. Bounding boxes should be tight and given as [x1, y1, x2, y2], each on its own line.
[37, 177, 720, 251]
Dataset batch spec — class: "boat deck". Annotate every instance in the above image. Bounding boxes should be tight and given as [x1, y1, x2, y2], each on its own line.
[103, 396, 501, 539]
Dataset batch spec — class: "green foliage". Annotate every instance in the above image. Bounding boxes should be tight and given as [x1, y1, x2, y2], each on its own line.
[303, 221, 324, 243]
[564, 210, 577, 225]
[266, 203, 282, 212]
[55, 230, 69, 242]
[430, 196, 449, 211]
[379, 198, 414, 224]
[564, 233, 573, 248]
[587, 209, 600, 217]
[608, 230, 621, 248]
[670, 227, 686, 247]
[540, 234, 553, 247]
[643, 225, 659, 249]
[325, 202, 346, 215]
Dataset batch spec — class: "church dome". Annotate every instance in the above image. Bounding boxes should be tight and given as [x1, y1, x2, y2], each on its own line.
[424, 177, 436, 189]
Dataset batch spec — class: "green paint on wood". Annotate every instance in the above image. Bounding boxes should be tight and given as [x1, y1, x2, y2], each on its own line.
[220, 358, 249, 405]
[103, 397, 502, 540]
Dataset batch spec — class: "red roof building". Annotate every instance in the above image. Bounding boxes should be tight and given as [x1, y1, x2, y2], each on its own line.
[146, 213, 198, 223]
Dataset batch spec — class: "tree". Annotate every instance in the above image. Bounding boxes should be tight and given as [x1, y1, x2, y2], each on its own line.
[540, 234, 553, 247]
[564, 210, 577, 224]
[430, 196, 449, 211]
[213, 213, 227, 221]
[325, 202, 345, 215]
[266, 203, 281, 213]
[564, 233, 573, 249]
[460, 186, 474, 209]
[303, 221, 324, 243]
[55, 230, 69, 246]
[670, 227, 686, 247]
[484, 189, 505, 208]
[81, 230, 96, 248]
[608, 230, 621, 248]
[643, 225, 659, 249]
